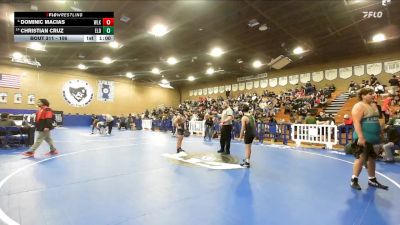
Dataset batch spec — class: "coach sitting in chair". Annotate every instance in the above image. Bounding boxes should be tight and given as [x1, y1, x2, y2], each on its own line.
[0, 113, 17, 147]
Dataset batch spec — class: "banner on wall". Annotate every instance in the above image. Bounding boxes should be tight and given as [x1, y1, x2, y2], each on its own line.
[27, 94, 35, 105]
[289, 75, 299, 85]
[219, 86, 224, 93]
[239, 82, 245, 91]
[278, 76, 287, 86]
[354, 65, 365, 76]
[253, 80, 260, 88]
[208, 87, 214, 94]
[193, 89, 197, 96]
[62, 80, 93, 107]
[213, 86, 218, 93]
[198, 89, 202, 95]
[189, 90, 193, 96]
[300, 73, 310, 83]
[311, 71, 323, 82]
[269, 78, 277, 87]
[225, 85, 231, 91]
[260, 79, 268, 88]
[339, 67, 352, 79]
[14, 93, 22, 104]
[384, 60, 400, 74]
[97, 80, 114, 102]
[0, 92, 7, 103]
[324, 69, 338, 81]
[203, 88, 207, 95]
[232, 84, 238, 92]
[246, 81, 253, 90]
[366, 62, 382, 75]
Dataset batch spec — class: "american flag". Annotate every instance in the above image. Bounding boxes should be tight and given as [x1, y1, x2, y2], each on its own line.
[0, 74, 21, 89]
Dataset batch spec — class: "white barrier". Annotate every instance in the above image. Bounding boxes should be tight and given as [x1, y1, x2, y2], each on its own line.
[189, 120, 205, 135]
[291, 123, 338, 149]
[142, 119, 152, 130]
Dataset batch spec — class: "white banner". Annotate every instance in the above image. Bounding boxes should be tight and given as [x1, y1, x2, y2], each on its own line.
[384, 60, 400, 74]
[354, 65, 365, 76]
[213, 86, 218, 93]
[203, 88, 207, 95]
[324, 69, 338, 81]
[260, 79, 268, 88]
[300, 73, 311, 83]
[27, 94, 35, 105]
[219, 86, 224, 93]
[269, 78, 277, 87]
[193, 89, 197, 96]
[225, 85, 231, 91]
[232, 84, 238, 92]
[208, 87, 213, 94]
[198, 89, 202, 95]
[339, 67, 353, 79]
[246, 81, 253, 90]
[366, 62, 382, 75]
[239, 82, 245, 91]
[189, 90, 193, 96]
[253, 80, 260, 88]
[14, 93, 22, 104]
[312, 71, 323, 82]
[278, 76, 288, 86]
[289, 75, 299, 85]
[98, 80, 114, 102]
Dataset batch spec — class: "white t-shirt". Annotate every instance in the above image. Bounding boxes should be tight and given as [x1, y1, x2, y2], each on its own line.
[221, 107, 233, 125]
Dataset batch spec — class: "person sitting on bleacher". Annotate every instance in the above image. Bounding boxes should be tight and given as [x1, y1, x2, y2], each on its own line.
[0, 113, 16, 127]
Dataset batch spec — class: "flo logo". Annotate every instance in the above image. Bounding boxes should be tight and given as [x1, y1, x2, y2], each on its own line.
[363, 11, 383, 19]
[62, 79, 93, 107]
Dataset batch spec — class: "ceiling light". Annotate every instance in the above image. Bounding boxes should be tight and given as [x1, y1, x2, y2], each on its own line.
[126, 72, 134, 78]
[206, 67, 214, 75]
[161, 78, 169, 84]
[248, 19, 259, 27]
[55, 0, 66, 3]
[102, 57, 113, 64]
[109, 41, 122, 49]
[259, 24, 268, 31]
[12, 52, 23, 60]
[70, 6, 82, 12]
[77, 64, 87, 70]
[167, 57, 178, 65]
[120, 15, 131, 23]
[28, 42, 46, 51]
[30, 5, 38, 11]
[149, 24, 168, 37]
[237, 59, 243, 64]
[188, 76, 195, 81]
[210, 47, 223, 57]
[293, 46, 304, 55]
[151, 68, 161, 74]
[252, 60, 262, 68]
[372, 33, 386, 43]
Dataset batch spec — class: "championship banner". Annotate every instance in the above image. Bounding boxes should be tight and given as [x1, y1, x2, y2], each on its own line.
[339, 67, 352, 79]
[14, 93, 22, 104]
[354, 65, 365, 76]
[62, 79, 93, 107]
[213, 86, 218, 94]
[225, 84, 231, 91]
[198, 88, 202, 96]
[324, 69, 337, 81]
[260, 79, 268, 88]
[300, 73, 310, 83]
[98, 80, 114, 102]
[384, 60, 400, 74]
[189, 90, 193, 96]
[27, 94, 35, 105]
[238, 82, 245, 91]
[193, 89, 197, 96]
[219, 86, 225, 93]
[289, 75, 299, 85]
[311, 71, 323, 82]
[203, 88, 208, 95]
[366, 62, 382, 75]
[208, 87, 214, 94]
[253, 80, 260, 89]
[246, 81, 253, 90]
[269, 78, 277, 87]
[278, 76, 287, 86]
[232, 84, 238, 92]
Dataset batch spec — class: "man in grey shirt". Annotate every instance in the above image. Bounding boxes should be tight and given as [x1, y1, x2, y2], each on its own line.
[218, 101, 233, 154]
[0, 113, 16, 127]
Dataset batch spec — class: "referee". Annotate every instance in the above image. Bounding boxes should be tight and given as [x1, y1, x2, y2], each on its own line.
[217, 100, 233, 155]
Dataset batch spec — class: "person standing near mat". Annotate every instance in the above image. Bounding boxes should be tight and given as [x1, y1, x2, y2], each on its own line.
[218, 100, 233, 155]
[350, 88, 388, 190]
[174, 110, 186, 154]
[23, 99, 58, 157]
[239, 105, 256, 168]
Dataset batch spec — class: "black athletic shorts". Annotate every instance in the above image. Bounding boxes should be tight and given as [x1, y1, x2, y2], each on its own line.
[352, 140, 378, 159]
[244, 134, 255, 144]
[177, 128, 184, 136]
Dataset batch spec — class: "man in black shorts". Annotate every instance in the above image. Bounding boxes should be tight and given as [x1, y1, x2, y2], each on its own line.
[174, 110, 186, 154]
[239, 105, 256, 168]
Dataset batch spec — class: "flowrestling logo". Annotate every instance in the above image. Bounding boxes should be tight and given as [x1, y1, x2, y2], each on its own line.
[62, 79, 93, 107]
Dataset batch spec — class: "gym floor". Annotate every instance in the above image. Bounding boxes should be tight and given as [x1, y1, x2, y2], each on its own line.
[0, 127, 399, 225]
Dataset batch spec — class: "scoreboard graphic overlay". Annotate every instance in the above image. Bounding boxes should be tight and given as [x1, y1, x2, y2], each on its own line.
[14, 12, 114, 42]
